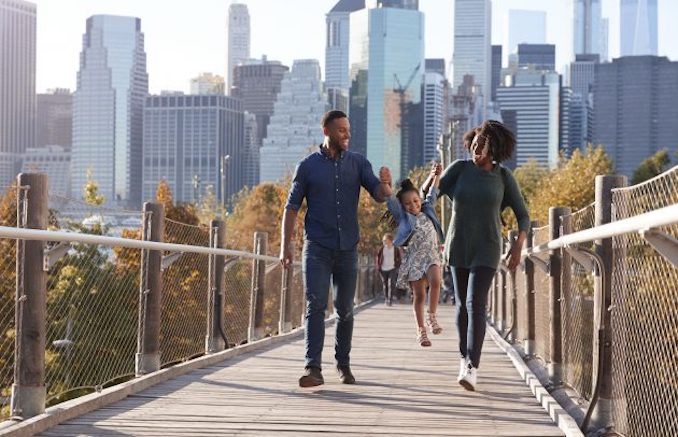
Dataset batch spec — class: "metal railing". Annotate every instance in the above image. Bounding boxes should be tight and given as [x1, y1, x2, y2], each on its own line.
[490, 167, 678, 437]
[0, 173, 380, 424]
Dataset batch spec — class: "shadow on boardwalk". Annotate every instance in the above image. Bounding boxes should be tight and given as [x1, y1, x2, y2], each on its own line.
[40, 303, 565, 436]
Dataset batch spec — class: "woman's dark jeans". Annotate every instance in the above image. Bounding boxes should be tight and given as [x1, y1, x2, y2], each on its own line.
[452, 266, 496, 369]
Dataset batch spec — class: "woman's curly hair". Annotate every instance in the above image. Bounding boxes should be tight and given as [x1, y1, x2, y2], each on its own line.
[381, 178, 420, 229]
[463, 119, 516, 163]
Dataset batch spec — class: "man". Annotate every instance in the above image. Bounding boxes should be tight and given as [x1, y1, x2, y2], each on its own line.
[280, 110, 392, 387]
[376, 233, 401, 306]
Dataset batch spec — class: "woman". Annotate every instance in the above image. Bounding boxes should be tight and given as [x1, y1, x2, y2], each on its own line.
[438, 119, 530, 391]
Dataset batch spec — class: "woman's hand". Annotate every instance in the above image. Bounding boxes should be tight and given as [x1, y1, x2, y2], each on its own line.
[504, 239, 524, 271]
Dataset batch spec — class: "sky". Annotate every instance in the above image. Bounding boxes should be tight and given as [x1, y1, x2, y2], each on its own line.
[33, 0, 678, 94]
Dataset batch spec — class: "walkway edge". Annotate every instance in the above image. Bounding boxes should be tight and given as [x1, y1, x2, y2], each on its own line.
[0, 299, 377, 437]
[487, 327, 584, 437]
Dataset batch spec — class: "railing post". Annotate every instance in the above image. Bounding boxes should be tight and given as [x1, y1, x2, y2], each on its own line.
[548, 207, 569, 384]
[136, 202, 164, 376]
[499, 240, 507, 332]
[206, 219, 226, 353]
[560, 213, 573, 379]
[248, 232, 267, 342]
[11, 173, 48, 419]
[589, 175, 627, 432]
[279, 263, 293, 334]
[524, 220, 539, 356]
[508, 230, 518, 342]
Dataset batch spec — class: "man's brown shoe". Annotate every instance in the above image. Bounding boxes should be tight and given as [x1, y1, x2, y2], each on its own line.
[299, 367, 324, 387]
[337, 365, 356, 384]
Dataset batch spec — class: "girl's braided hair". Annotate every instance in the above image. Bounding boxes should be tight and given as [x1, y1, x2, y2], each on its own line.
[380, 178, 420, 229]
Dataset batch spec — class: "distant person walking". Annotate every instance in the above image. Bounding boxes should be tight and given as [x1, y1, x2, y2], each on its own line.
[376, 233, 401, 306]
[438, 120, 530, 391]
[384, 162, 445, 347]
[280, 110, 392, 388]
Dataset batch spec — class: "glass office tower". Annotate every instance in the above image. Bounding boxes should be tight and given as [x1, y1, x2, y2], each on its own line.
[72, 15, 148, 207]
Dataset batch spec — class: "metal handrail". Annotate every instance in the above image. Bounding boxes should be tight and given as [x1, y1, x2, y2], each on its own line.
[523, 203, 678, 257]
[0, 226, 281, 263]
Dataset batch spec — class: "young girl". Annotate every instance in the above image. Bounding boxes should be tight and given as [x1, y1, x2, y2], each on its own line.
[384, 163, 445, 347]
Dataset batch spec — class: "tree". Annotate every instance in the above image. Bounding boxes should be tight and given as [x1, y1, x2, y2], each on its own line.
[197, 184, 227, 225]
[527, 146, 613, 225]
[83, 168, 105, 206]
[632, 149, 671, 185]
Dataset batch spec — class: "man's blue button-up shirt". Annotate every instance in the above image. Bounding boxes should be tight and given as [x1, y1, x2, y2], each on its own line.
[285, 145, 382, 250]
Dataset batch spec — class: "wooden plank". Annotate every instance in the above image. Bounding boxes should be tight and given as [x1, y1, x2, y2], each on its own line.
[39, 303, 565, 436]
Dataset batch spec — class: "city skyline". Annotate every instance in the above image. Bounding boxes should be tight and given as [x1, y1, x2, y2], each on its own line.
[32, 0, 678, 94]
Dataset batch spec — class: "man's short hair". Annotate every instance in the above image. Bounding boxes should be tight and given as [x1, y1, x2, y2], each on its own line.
[321, 110, 348, 128]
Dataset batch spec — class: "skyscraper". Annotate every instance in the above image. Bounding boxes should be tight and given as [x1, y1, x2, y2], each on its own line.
[260, 60, 328, 183]
[593, 56, 677, 177]
[496, 70, 561, 168]
[142, 94, 243, 206]
[349, 1, 424, 180]
[0, 0, 36, 186]
[507, 9, 546, 55]
[231, 58, 289, 185]
[452, 0, 491, 116]
[71, 15, 148, 207]
[491, 45, 502, 101]
[620, 0, 657, 56]
[37, 88, 72, 150]
[423, 71, 446, 164]
[518, 44, 556, 71]
[573, 0, 607, 58]
[226, 3, 250, 93]
[325, 0, 365, 90]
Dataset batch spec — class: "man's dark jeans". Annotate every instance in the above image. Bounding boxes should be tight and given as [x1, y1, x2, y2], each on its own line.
[379, 269, 397, 304]
[452, 266, 496, 369]
[302, 241, 358, 369]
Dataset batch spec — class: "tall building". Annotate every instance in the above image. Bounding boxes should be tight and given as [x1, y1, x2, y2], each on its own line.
[226, 3, 250, 93]
[423, 71, 446, 164]
[491, 45, 502, 101]
[349, 1, 424, 180]
[21, 146, 71, 196]
[573, 0, 607, 58]
[593, 56, 678, 177]
[325, 0, 365, 90]
[496, 70, 561, 168]
[37, 88, 72, 150]
[0, 0, 36, 186]
[620, 0, 657, 56]
[507, 9, 546, 55]
[142, 94, 244, 206]
[231, 58, 289, 143]
[453, 0, 491, 117]
[425, 58, 445, 77]
[570, 54, 599, 98]
[518, 44, 556, 71]
[190, 73, 225, 95]
[72, 15, 148, 207]
[260, 60, 328, 182]
[241, 112, 259, 188]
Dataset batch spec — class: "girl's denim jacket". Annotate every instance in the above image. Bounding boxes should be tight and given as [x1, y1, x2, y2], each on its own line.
[386, 186, 444, 247]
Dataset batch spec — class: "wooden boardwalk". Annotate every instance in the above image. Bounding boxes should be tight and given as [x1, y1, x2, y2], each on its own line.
[40, 302, 566, 436]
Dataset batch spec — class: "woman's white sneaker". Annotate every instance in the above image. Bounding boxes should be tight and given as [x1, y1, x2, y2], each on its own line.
[459, 363, 477, 391]
[457, 358, 467, 382]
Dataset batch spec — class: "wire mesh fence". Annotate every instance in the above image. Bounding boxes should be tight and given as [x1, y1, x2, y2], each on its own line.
[44, 200, 143, 406]
[561, 203, 595, 402]
[532, 224, 551, 364]
[609, 168, 678, 437]
[160, 219, 210, 366]
[0, 184, 20, 420]
[263, 262, 283, 336]
[223, 257, 254, 346]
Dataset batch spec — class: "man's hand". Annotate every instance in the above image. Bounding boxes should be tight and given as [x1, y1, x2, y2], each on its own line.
[280, 243, 294, 268]
[379, 166, 392, 186]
